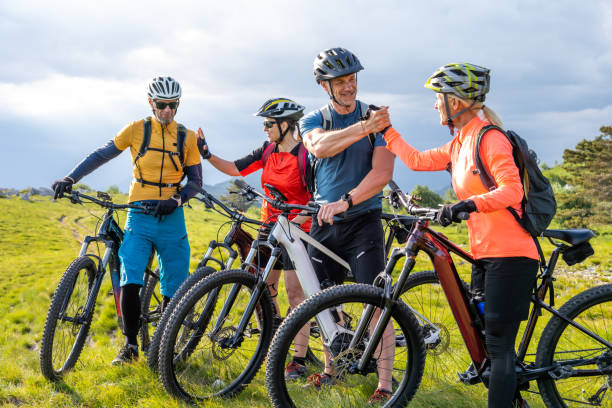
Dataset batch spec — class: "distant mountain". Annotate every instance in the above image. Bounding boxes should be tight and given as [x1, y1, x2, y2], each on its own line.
[201, 172, 262, 198]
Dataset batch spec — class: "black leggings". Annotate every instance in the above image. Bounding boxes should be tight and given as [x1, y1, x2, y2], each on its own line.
[485, 319, 521, 407]
[472, 257, 538, 407]
[120, 284, 141, 346]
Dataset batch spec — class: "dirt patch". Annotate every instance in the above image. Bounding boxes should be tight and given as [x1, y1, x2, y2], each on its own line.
[58, 215, 84, 243]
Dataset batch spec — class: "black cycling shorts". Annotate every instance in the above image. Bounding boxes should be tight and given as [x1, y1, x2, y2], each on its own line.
[308, 209, 385, 286]
[471, 257, 539, 323]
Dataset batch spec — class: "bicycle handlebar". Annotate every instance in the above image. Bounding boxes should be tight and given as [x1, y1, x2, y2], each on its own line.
[386, 180, 469, 222]
[67, 191, 154, 213]
[233, 179, 319, 215]
[187, 181, 264, 226]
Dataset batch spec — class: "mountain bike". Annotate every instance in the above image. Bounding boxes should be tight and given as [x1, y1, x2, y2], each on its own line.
[156, 180, 425, 402]
[266, 181, 610, 407]
[146, 186, 269, 371]
[40, 191, 158, 381]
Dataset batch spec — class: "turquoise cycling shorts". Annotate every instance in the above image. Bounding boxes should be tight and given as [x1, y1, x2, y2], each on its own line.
[118, 204, 190, 298]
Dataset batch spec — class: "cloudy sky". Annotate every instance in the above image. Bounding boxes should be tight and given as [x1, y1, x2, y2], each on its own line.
[2, 0, 611, 194]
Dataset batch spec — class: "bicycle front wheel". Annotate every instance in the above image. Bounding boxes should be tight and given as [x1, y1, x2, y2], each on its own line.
[146, 266, 216, 371]
[536, 283, 612, 408]
[158, 269, 275, 401]
[266, 283, 425, 408]
[397, 270, 473, 386]
[40, 256, 97, 381]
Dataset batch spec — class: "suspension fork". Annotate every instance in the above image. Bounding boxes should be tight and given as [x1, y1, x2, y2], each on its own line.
[214, 242, 281, 348]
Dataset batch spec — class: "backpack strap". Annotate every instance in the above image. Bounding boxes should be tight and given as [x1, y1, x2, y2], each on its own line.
[134, 117, 153, 187]
[320, 104, 333, 131]
[474, 124, 504, 192]
[261, 142, 277, 167]
[133, 117, 186, 192]
[177, 123, 187, 166]
[358, 101, 376, 147]
[320, 102, 376, 147]
[297, 143, 309, 193]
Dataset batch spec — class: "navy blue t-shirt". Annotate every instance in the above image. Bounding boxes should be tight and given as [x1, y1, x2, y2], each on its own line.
[299, 101, 386, 219]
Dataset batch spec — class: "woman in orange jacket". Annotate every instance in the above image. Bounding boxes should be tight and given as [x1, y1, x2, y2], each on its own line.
[383, 63, 537, 408]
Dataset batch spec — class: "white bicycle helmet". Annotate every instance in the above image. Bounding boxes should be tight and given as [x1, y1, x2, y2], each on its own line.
[147, 76, 182, 100]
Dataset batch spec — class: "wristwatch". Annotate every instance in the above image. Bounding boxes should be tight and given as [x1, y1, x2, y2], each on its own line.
[171, 193, 182, 206]
[341, 193, 353, 209]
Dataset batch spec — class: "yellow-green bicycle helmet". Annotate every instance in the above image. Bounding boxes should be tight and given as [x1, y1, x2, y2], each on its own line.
[425, 63, 490, 102]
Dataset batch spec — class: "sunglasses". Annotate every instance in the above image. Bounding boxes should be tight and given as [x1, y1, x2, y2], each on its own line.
[263, 121, 276, 129]
[154, 100, 179, 110]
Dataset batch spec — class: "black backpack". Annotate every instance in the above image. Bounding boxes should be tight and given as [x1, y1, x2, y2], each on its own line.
[475, 125, 556, 237]
[133, 117, 187, 192]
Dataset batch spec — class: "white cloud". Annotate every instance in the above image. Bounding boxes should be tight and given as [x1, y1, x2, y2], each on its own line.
[1, 0, 611, 189]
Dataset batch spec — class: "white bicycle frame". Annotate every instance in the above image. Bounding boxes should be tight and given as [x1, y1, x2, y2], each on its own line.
[241, 214, 354, 349]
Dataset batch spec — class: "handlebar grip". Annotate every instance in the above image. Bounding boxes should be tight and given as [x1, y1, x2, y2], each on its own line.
[233, 179, 250, 190]
[457, 212, 470, 221]
[388, 180, 401, 192]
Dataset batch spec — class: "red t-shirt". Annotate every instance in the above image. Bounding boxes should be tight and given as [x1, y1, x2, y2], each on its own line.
[234, 142, 312, 232]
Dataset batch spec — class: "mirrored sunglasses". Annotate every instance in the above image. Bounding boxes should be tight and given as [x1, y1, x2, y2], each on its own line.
[154, 100, 179, 110]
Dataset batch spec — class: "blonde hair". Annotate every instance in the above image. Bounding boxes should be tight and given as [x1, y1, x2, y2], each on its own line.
[447, 94, 503, 128]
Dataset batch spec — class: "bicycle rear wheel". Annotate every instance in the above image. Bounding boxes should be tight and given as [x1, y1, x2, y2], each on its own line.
[146, 266, 216, 371]
[536, 283, 612, 408]
[40, 256, 97, 381]
[158, 269, 275, 401]
[266, 284, 425, 408]
[397, 270, 473, 386]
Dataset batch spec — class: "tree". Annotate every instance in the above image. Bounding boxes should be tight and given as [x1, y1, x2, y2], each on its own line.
[219, 179, 254, 213]
[410, 185, 444, 208]
[444, 188, 457, 203]
[106, 185, 122, 194]
[557, 125, 612, 227]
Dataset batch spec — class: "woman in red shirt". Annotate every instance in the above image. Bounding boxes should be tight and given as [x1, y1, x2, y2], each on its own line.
[197, 98, 312, 380]
[383, 64, 537, 408]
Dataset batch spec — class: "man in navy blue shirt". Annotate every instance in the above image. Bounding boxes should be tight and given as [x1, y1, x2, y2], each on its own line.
[298, 47, 395, 403]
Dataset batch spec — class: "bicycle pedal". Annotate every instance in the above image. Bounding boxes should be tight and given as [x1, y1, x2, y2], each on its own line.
[457, 363, 481, 385]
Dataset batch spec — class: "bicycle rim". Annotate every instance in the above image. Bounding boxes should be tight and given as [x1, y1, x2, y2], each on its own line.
[398, 271, 473, 386]
[41, 256, 96, 380]
[266, 284, 425, 408]
[158, 270, 274, 400]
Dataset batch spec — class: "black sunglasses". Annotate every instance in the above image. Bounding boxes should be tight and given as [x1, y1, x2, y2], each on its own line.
[154, 100, 179, 110]
[263, 120, 276, 129]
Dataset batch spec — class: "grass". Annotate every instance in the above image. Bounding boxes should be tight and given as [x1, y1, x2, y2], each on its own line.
[0, 194, 609, 407]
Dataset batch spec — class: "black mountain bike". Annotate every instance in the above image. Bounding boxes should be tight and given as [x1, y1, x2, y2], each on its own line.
[146, 186, 269, 371]
[40, 191, 158, 381]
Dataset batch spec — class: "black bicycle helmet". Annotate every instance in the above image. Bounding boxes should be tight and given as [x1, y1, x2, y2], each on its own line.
[313, 47, 363, 84]
[254, 98, 305, 122]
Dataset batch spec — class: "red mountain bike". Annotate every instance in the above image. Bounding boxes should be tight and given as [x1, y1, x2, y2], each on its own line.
[265, 181, 610, 407]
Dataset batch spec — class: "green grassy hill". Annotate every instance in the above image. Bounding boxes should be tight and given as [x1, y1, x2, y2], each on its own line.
[0, 194, 609, 407]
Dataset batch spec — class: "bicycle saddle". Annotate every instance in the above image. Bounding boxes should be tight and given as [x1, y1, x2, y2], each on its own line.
[542, 229, 594, 245]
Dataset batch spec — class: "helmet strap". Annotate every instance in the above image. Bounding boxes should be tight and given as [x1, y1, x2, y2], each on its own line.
[443, 93, 477, 135]
[327, 80, 352, 109]
[276, 119, 291, 143]
[443, 93, 455, 136]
